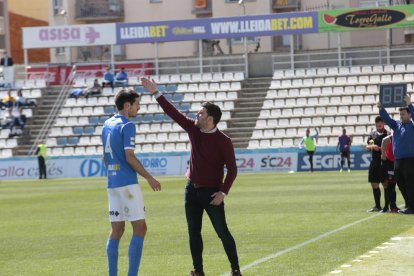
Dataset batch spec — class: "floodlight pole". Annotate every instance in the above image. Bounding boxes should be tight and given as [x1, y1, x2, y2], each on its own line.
[24, 48, 28, 81]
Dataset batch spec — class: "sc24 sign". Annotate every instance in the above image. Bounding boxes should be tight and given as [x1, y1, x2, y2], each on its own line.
[235, 152, 298, 172]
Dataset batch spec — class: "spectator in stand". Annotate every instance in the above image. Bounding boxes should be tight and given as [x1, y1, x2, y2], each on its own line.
[115, 67, 128, 87]
[102, 67, 114, 90]
[83, 79, 102, 97]
[0, 51, 14, 67]
[2, 90, 16, 116]
[15, 89, 36, 109]
[71, 79, 102, 98]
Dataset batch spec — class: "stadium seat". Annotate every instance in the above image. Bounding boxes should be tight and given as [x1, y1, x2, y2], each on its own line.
[52, 147, 63, 156]
[328, 67, 339, 75]
[181, 74, 192, 82]
[170, 74, 181, 83]
[67, 136, 79, 146]
[230, 82, 241, 90]
[339, 67, 350, 75]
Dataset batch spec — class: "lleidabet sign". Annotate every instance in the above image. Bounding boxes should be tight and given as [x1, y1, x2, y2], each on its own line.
[22, 23, 116, 49]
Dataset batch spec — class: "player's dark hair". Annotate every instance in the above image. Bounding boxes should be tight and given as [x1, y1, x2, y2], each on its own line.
[399, 107, 410, 113]
[375, 116, 383, 123]
[201, 102, 222, 126]
[115, 89, 139, 111]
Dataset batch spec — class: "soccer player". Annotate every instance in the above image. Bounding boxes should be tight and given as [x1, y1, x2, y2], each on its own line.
[299, 128, 319, 172]
[366, 116, 388, 212]
[102, 88, 161, 276]
[141, 77, 242, 276]
[378, 95, 414, 214]
[381, 134, 400, 213]
[337, 128, 352, 172]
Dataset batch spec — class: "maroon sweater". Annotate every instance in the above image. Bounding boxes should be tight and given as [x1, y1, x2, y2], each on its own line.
[156, 95, 237, 194]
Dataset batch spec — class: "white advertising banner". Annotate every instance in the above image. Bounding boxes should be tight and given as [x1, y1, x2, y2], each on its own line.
[22, 23, 116, 49]
[0, 151, 297, 181]
[0, 154, 185, 181]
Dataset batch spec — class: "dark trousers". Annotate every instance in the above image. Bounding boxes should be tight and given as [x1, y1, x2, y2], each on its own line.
[395, 158, 414, 209]
[307, 150, 315, 172]
[38, 156, 47, 179]
[184, 182, 239, 272]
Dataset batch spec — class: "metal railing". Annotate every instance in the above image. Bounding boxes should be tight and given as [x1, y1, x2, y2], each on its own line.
[28, 66, 77, 155]
[272, 46, 414, 71]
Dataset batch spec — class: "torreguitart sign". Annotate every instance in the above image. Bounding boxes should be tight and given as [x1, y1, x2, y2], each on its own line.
[319, 4, 414, 32]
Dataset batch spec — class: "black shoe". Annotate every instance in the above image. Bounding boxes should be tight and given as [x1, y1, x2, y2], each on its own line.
[380, 208, 389, 213]
[189, 270, 205, 276]
[367, 207, 381, 212]
[231, 269, 242, 276]
[398, 208, 414, 215]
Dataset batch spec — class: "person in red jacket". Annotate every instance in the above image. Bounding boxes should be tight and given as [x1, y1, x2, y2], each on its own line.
[381, 134, 401, 213]
[141, 77, 241, 276]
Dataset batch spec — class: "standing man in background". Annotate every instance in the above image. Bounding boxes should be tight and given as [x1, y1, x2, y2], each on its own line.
[35, 143, 47, 179]
[299, 128, 319, 173]
[141, 77, 242, 276]
[366, 116, 388, 212]
[381, 134, 400, 213]
[337, 128, 352, 173]
[0, 51, 13, 67]
[102, 88, 161, 275]
[379, 95, 414, 214]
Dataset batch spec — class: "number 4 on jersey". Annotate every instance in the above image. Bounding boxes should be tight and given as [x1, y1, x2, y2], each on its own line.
[105, 133, 114, 159]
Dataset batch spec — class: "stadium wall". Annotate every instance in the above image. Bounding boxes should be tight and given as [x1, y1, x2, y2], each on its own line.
[0, 147, 372, 180]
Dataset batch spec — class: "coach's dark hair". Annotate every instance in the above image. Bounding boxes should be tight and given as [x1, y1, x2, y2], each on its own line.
[399, 107, 410, 113]
[375, 116, 383, 123]
[201, 102, 222, 126]
[115, 89, 139, 111]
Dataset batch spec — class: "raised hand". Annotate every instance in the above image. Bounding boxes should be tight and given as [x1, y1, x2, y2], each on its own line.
[404, 94, 411, 106]
[141, 77, 158, 94]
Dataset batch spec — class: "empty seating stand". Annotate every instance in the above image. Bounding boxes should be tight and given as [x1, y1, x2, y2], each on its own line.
[249, 64, 408, 149]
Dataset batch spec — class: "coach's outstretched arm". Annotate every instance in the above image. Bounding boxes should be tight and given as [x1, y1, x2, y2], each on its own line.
[141, 77, 193, 132]
[377, 101, 397, 130]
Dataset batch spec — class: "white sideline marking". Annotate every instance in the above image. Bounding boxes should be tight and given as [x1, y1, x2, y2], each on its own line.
[222, 213, 382, 275]
[341, 264, 352, 268]
[330, 270, 342, 274]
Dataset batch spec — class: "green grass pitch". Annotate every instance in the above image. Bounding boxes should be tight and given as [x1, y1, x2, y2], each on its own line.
[1, 171, 412, 275]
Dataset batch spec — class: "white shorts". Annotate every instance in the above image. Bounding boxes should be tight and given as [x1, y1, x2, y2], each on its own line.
[107, 184, 145, 222]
